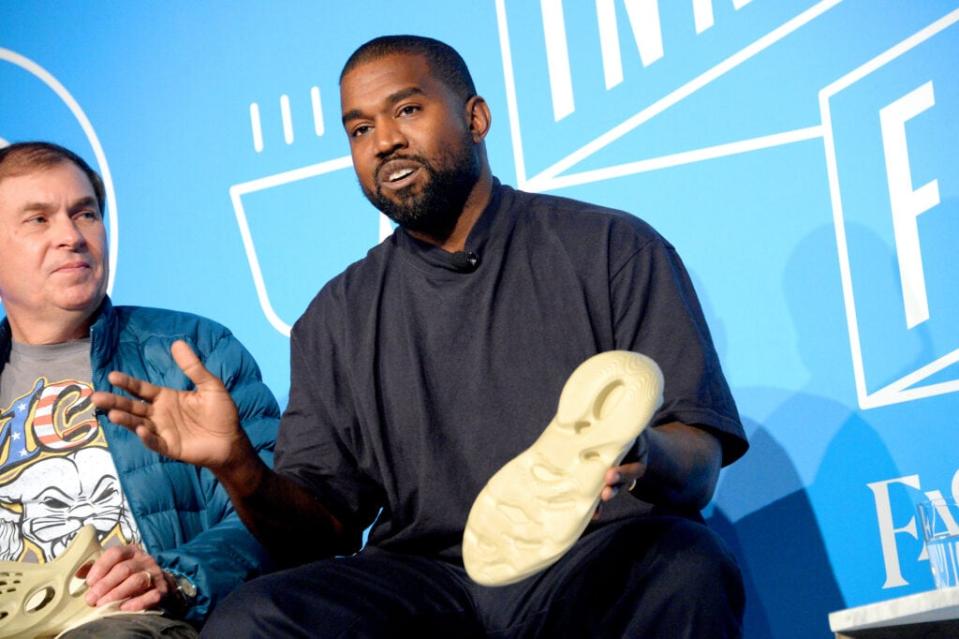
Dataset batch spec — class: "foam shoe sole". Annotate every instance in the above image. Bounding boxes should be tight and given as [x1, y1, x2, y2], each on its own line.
[462, 350, 664, 586]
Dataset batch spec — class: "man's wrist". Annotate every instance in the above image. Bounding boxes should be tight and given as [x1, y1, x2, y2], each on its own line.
[162, 571, 197, 618]
[210, 430, 259, 481]
[214, 442, 269, 499]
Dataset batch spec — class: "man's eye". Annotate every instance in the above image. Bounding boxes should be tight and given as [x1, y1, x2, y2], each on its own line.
[26, 215, 47, 225]
[77, 210, 101, 222]
[398, 105, 419, 116]
[352, 125, 371, 138]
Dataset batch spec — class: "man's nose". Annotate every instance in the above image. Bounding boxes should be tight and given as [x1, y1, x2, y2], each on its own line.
[374, 119, 407, 157]
[54, 215, 87, 249]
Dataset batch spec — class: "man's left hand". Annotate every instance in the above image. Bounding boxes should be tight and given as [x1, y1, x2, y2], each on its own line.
[84, 543, 173, 611]
[592, 431, 650, 521]
[601, 429, 649, 502]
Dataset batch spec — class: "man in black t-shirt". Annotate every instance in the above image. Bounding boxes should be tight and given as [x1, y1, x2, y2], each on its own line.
[94, 35, 748, 637]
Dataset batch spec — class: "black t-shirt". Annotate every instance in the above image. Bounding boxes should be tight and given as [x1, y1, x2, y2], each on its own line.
[276, 180, 747, 560]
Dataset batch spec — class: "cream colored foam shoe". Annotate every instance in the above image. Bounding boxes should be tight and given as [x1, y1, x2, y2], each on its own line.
[0, 525, 128, 639]
[463, 351, 664, 586]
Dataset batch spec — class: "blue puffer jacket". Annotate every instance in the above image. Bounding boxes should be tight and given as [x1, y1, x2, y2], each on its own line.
[0, 298, 279, 623]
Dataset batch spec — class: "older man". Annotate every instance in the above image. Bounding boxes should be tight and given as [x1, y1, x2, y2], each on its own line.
[0, 141, 278, 637]
[95, 36, 747, 637]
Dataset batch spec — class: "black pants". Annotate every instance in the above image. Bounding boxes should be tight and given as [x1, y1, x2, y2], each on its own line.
[202, 516, 744, 638]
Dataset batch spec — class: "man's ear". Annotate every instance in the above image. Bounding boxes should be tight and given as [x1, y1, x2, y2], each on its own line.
[465, 95, 491, 143]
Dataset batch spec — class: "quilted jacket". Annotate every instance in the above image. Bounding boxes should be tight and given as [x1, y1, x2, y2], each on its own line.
[0, 298, 279, 623]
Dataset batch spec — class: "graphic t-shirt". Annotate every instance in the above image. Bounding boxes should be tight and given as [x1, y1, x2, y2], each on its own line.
[0, 339, 140, 563]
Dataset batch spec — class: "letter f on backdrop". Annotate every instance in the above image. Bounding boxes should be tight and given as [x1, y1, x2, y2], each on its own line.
[880, 81, 940, 329]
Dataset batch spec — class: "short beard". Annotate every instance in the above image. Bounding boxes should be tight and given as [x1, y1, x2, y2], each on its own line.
[362, 144, 480, 240]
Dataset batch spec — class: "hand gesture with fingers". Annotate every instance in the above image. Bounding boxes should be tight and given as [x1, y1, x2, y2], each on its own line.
[92, 340, 249, 471]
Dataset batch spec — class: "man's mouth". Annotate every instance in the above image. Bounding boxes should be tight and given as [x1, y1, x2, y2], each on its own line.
[387, 167, 415, 182]
[54, 261, 91, 274]
[377, 160, 423, 190]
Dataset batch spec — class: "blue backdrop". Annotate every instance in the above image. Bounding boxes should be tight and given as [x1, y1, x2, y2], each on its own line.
[3, 2, 958, 636]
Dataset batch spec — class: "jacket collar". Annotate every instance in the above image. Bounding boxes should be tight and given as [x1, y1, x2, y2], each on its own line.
[88, 297, 118, 368]
[0, 296, 117, 375]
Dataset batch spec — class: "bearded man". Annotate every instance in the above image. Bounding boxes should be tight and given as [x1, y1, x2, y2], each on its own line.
[94, 36, 748, 638]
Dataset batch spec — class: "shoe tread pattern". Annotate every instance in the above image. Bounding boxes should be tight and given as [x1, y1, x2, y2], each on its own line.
[463, 351, 664, 586]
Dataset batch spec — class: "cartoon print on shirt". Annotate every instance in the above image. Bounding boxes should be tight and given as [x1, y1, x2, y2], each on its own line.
[1, 377, 99, 472]
[0, 448, 138, 560]
[0, 377, 140, 562]
[0, 504, 22, 561]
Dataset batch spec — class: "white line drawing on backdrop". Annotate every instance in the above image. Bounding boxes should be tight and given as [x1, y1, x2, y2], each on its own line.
[280, 95, 294, 145]
[495, 0, 843, 191]
[311, 87, 325, 137]
[543, 125, 823, 191]
[250, 87, 328, 152]
[0, 48, 119, 295]
[820, 8, 959, 410]
[693, 0, 755, 34]
[229, 157, 393, 336]
[249, 103, 264, 152]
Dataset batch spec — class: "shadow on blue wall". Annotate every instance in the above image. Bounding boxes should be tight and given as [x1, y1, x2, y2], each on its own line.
[703, 223, 918, 637]
[710, 418, 844, 639]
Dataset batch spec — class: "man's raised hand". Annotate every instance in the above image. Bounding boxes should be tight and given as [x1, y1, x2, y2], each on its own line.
[92, 340, 251, 471]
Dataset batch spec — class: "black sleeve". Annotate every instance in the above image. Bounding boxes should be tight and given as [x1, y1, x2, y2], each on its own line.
[610, 237, 747, 465]
[274, 297, 382, 549]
